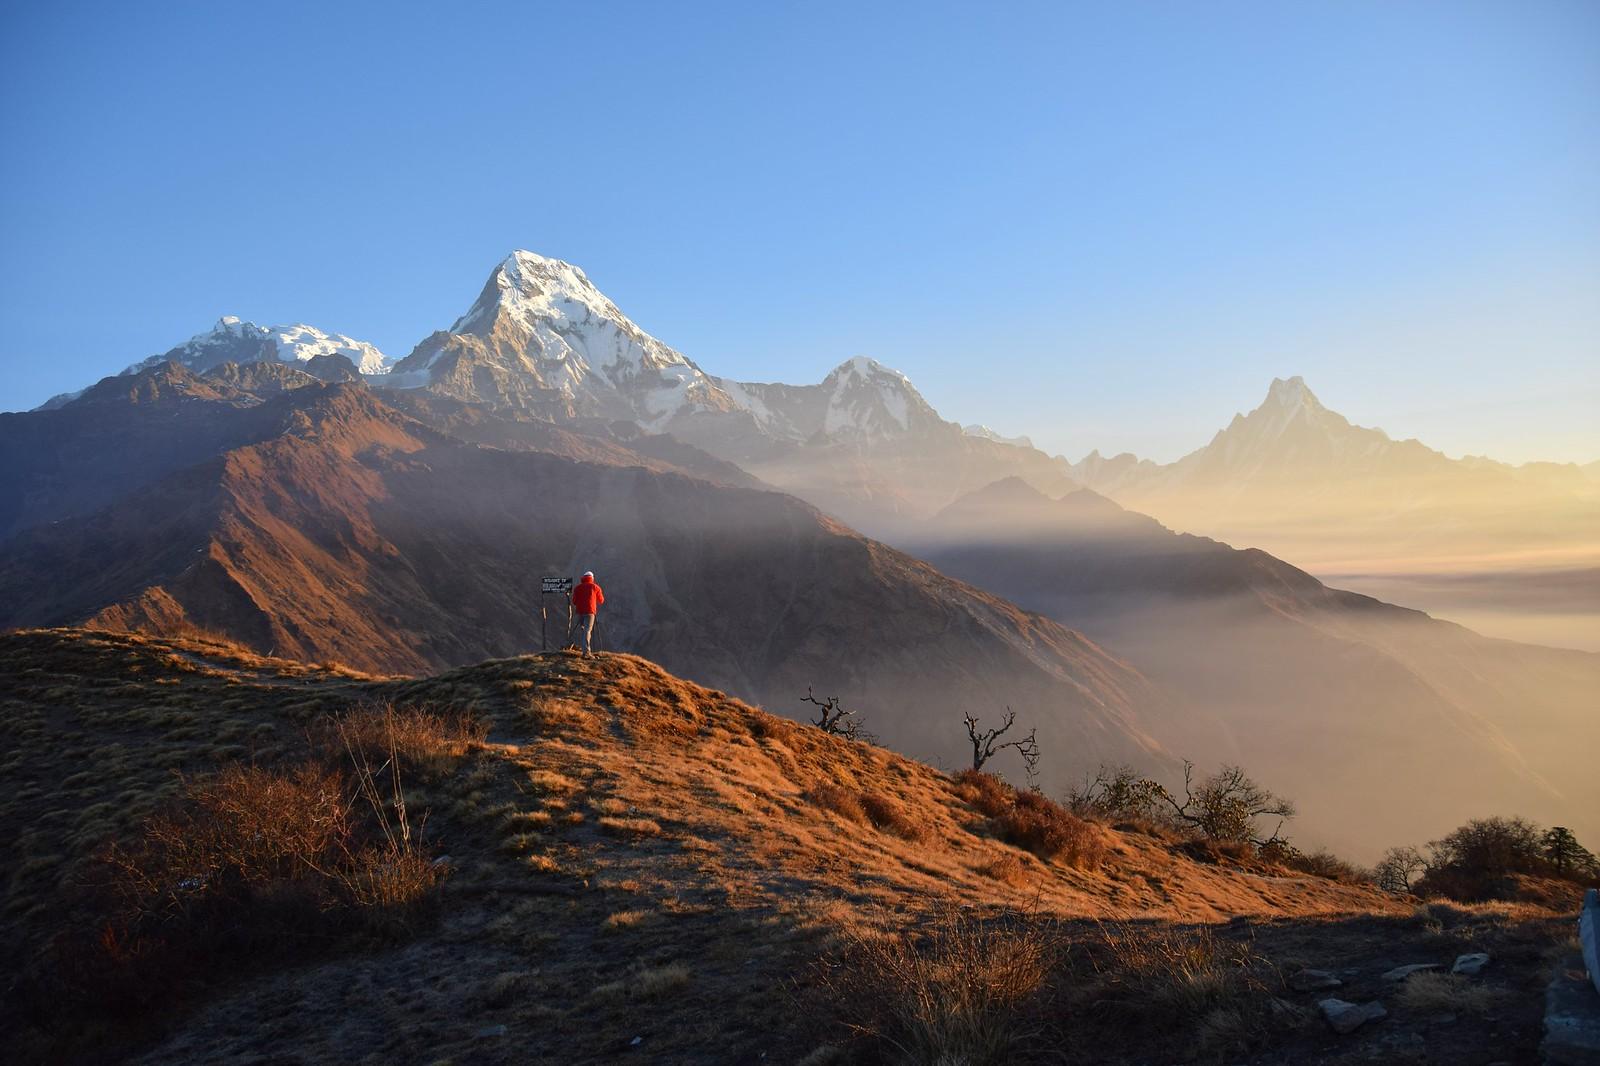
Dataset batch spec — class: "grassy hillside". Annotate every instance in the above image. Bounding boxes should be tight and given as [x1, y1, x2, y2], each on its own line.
[0, 629, 1576, 1064]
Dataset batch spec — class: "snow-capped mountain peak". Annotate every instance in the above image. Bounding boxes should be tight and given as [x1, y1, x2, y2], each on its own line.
[387, 250, 734, 427]
[122, 317, 391, 378]
[814, 356, 943, 441]
[963, 424, 1036, 449]
[453, 251, 631, 343]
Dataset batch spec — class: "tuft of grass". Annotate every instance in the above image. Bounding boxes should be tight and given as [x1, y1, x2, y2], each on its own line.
[599, 816, 662, 837]
[602, 909, 653, 931]
[528, 769, 581, 795]
[818, 908, 1059, 1066]
[806, 783, 867, 825]
[860, 793, 926, 842]
[315, 702, 486, 778]
[593, 962, 691, 1000]
[1068, 921, 1286, 1059]
[976, 852, 1029, 886]
[1397, 971, 1500, 1015]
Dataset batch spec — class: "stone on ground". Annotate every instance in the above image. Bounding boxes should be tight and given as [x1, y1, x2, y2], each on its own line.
[1382, 962, 1442, 982]
[1290, 968, 1344, 991]
[1453, 952, 1491, 976]
[1319, 998, 1388, 1035]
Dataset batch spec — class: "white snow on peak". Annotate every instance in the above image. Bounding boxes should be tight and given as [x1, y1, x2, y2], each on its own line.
[817, 356, 932, 438]
[454, 251, 628, 338]
[266, 324, 391, 375]
[964, 424, 1036, 449]
[129, 317, 392, 376]
[825, 355, 910, 385]
[445, 250, 720, 427]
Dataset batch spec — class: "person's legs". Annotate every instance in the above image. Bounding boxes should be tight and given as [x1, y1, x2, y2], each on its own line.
[579, 613, 595, 655]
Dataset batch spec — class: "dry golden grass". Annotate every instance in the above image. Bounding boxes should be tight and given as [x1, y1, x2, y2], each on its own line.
[315, 701, 487, 778]
[4, 629, 1445, 1066]
[1396, 971, 1501, 1015]
[602, 909, 653, 931]
[599, 816, 663, 837]
[592, 961, 691, 1000]
[976, 852, 1029, 886]
[818, 907, 1061, 1065]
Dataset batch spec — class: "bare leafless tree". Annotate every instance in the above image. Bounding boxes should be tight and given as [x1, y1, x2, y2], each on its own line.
[1153, 760, 1295, 846]
[801, 688, 871, 741]
[1373, 845, 1428, 893]
[963, 708, 1039, 776]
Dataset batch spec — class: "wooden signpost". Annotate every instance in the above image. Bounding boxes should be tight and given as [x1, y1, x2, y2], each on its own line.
[540, 576, 573, 651]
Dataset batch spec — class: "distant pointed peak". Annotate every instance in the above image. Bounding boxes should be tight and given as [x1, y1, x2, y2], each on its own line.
[454, 250, 622, 335]
[825, 356, 910, 384]
[500, 249, 590, 283]
[1262, 375, 1323, 410]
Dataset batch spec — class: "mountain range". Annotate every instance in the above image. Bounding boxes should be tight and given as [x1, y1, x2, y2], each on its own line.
[4, 248, 1595, 857]
[0, 361, 1176, 788]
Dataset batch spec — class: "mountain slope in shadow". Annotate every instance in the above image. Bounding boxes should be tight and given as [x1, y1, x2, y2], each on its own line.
[911, 477, 1600, 858]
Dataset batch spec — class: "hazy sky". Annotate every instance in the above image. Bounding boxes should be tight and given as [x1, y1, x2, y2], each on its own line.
[2, 1, 1596, 464]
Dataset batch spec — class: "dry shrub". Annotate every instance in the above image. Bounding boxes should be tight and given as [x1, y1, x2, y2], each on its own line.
[807, 783, 868, 825]
[860, 793, 926, 842]
[60, 752, 440, 1017]
[994, 792, 1108, 868]
[1177, 837, 1255, 866]
[317, 702, 486, 778]
[1069, 922, 1286, 1059]
[953, 769, 1013, 817]
[1279, 847, 1369, 884]
[818, 908, 1061, 1065]
[976, 852, 1029, 886]
[748, 712, 798, 744]
[955, 771, 1107, 868]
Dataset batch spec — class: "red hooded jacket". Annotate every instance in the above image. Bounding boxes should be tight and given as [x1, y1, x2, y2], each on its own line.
[571, 575, 604, 615]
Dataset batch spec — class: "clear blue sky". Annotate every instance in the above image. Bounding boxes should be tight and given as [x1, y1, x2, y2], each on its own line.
[3, 0, 1596, 463]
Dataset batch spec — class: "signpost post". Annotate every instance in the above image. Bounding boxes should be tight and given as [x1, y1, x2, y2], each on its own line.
[540, 576, 573, 651]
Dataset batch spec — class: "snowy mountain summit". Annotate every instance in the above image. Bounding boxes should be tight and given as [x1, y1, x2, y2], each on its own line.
[384, 250, 948, 448]
[384, 250, 738, 426]
[36, 317, 392, 408]
[133, 317, 391, 378]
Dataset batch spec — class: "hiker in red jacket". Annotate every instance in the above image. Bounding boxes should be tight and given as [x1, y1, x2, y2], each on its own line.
[571, 571, 604, 657]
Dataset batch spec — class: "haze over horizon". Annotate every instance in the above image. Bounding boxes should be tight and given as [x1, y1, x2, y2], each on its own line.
[2, 2, 1596, 465]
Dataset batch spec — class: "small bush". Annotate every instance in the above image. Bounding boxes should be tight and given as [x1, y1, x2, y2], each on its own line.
[71, 755, 440, 1016]
[953, 769, 1012, 818]
[316, 702, 485, 778]
[976, 853, 1029, 886]
[860, 793, 926, 842]
[817, 908, 1060, 1065]
[1279, 847, 1369, 884]
[807, 783, 868, 825]
[955, 771, 1106, 868]
[1069, 922, 1288, 1059]
[993, 792, 1107, 868]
